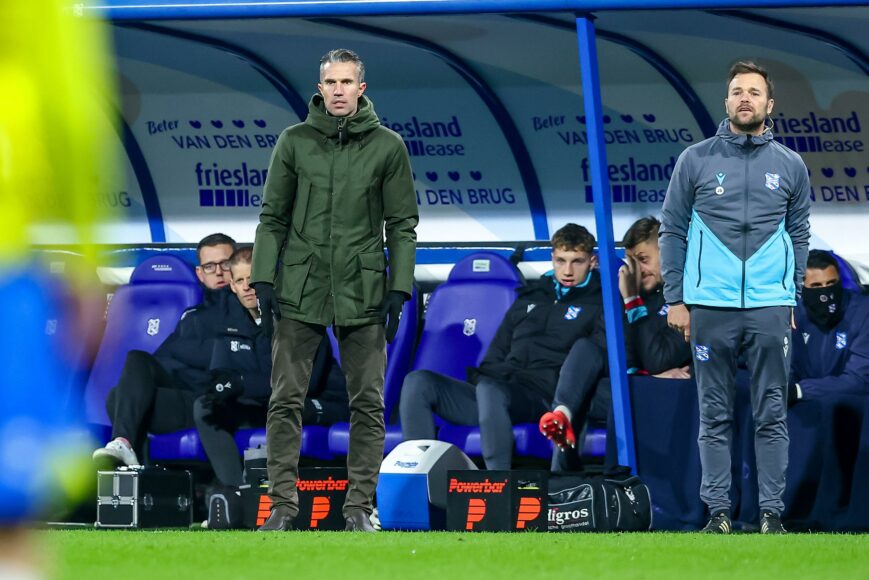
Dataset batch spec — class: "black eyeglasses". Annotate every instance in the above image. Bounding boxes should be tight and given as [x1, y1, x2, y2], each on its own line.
[200, 260, 231, 274]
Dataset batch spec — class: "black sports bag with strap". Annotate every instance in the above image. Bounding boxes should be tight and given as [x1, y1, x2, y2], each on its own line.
[547, 468, 652, 532]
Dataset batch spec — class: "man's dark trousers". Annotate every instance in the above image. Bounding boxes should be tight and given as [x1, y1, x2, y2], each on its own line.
[105, 350, 195, 458]
[550, 338, 612, 472]
[267, 318, 385, 518]
[400, 338, 609, 470]
[691, 305, 791, 516]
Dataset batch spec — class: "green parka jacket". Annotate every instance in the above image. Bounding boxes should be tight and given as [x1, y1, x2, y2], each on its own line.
[251, 94, 418, 326]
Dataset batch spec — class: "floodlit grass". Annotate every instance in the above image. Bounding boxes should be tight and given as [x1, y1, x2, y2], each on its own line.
[39, 529, 869, 580]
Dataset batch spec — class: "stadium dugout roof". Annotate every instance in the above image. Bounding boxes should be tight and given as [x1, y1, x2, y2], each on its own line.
[79, 0, 868, 470]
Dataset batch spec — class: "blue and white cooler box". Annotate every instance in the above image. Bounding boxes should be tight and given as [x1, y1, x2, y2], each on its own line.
[376, 440, 477, 531]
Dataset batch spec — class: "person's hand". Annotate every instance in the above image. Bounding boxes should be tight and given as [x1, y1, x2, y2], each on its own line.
[207, 369, 244, 405]
[787, 381, 801, 407]
[654, 365, 691, 379]
[252, 282, 280, 338]
[618, 256, 641, 301]
[379, 291, 407, 343]
[667, 303, 691, 342]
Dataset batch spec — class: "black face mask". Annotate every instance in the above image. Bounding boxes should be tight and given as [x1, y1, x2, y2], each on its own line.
[802, 281, 845, 329]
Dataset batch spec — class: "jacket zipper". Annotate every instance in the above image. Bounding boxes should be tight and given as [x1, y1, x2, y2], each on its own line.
[781, 235, 789, 289]
[741, 144, 750, 309]
[337, 117, 347, 146]
[696, 230, 704, 287]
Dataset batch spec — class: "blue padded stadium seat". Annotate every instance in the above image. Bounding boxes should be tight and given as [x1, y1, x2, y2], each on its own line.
[232, 426, 333, 461]
[327, 286, 419, 456]
[83, 255, 202, 429]
[437, 423, 607, 459]
[411, 252, 521, 380]
[831, 251, 862, 293]
[402, 252, 559, 460]
[148, 428, 208, 462]
[147, 426, 334, 463]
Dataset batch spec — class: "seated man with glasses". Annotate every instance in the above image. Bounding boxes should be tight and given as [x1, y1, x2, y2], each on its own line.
[195, 233, 237, 305]
[92, 233, 237, 466]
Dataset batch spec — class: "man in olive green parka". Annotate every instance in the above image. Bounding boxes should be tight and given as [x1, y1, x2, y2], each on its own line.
[252, 49, 418, 532]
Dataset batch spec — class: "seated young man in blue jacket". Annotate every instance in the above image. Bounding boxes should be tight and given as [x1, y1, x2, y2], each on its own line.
[788, 250, 869, 403]
[94, 247, 348, 480]
[400, 223, 606, 471]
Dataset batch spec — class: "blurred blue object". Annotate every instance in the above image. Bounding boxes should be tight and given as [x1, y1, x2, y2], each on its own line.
[0, 266, 84, 523]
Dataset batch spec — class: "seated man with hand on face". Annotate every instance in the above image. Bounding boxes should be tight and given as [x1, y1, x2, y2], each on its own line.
[401, 223, 606, 471]
[788, 249, 869, 404]
[619, 216, 693, 378]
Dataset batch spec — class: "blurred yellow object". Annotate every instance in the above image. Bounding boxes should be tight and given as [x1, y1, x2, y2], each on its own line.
[0, 1, 118, 269]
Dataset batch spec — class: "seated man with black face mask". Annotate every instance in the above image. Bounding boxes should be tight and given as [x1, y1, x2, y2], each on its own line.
[789, 250, 869, 404]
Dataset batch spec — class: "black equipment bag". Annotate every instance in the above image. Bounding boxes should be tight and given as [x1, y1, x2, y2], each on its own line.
[207, 485, 245, 530]
[547, 468, 652, 532]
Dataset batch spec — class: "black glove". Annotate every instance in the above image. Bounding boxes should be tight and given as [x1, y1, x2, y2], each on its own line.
[787, 381, 801, 407]
[207, 369, 244, 405]
[252, 282, 280, 338]
[378, 291, 407, 344]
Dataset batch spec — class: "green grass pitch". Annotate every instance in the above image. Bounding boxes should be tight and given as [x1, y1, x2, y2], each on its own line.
[40, 530, 869, 579]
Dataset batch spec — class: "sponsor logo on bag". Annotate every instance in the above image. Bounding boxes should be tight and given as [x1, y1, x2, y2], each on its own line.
[465, 498, 486, 530]
[548, 507, 590, 525]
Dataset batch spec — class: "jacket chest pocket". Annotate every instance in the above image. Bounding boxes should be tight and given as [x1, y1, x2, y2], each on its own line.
[292, 177, 312, 232]
[277, 251, 313, 307]
[358, 251, 386, 311]
[367, 179, 384, 236]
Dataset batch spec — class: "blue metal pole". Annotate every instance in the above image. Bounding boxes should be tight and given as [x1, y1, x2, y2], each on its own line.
[575, 14, 636, 471]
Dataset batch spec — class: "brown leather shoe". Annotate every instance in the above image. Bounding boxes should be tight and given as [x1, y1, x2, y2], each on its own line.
[257, 504, 295, 531]
[344, 509, 376, 532]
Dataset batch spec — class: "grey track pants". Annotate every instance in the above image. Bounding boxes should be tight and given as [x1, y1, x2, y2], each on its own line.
[691, 305, 791, 516]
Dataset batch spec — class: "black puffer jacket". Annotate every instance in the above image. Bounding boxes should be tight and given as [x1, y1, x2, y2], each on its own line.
[470, 271, 606, 400]
[154, 288, 272, 403]
[624, 285, 692, 375]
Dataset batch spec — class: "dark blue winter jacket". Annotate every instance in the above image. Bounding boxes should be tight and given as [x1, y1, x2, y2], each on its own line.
[791, 291, 869, 399]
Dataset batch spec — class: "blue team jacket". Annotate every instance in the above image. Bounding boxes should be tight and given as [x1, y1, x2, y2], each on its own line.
[791, 291, 869, 399]
[660, 119, 811, 308]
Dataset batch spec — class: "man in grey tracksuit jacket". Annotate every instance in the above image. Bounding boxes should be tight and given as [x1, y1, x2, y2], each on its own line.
[660, 62, 811, 533]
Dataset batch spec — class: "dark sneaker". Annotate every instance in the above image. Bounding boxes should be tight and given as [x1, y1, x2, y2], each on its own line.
[760, 511, 787, 534]
[700, 512, 732, 534]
